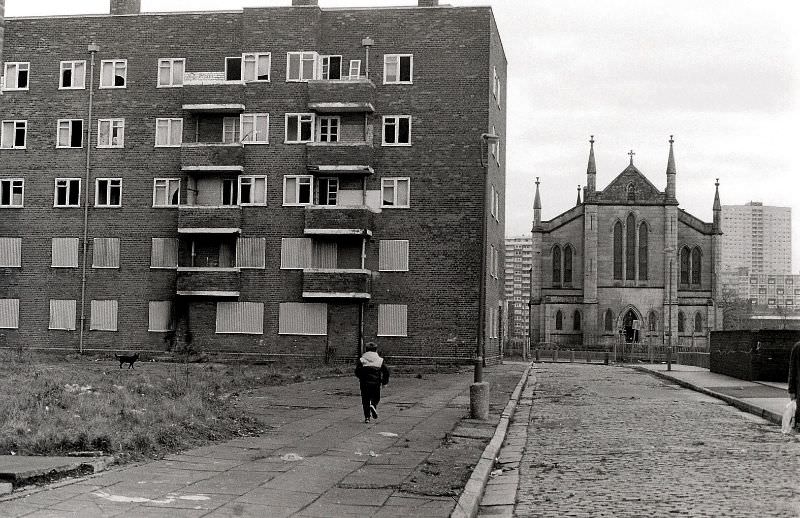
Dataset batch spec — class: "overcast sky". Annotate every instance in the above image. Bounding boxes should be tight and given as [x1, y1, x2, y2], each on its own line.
[6, 0, 800, 270]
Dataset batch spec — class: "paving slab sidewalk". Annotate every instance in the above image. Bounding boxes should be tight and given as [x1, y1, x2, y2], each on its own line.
[632, 363, 791, 424]
[0, 362, 528, 518]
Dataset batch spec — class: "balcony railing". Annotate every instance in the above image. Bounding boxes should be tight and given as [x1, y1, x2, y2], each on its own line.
[307, 79, 376, 113]
[181, 143, 244, 171]
[304, 205, 376, 236]
[177, 206, 242, 233]
[176, 267, 240, 297]
[181, 74, 245, 111]
[306, 143, 373, 174]
[302, 269, 371, 299]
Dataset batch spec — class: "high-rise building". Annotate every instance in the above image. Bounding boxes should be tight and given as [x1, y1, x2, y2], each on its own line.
[721, 202, 791, 274]
[0, 0, 507, 363]
[504, 235, 532, 342]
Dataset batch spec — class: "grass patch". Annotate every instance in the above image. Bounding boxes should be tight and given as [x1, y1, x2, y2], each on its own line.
[0, 351, 345, 461]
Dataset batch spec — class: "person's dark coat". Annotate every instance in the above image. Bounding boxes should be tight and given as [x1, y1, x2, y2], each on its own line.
[789, 342, 800, 399]
[355, 351, 390, 386]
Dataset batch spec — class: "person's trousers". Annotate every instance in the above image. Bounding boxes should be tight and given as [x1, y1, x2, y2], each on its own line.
[360, 382, 381, 418]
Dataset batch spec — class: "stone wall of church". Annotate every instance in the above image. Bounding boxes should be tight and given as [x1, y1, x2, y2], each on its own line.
[677, 222, 714, 292]
[541, 215, 584, 289]
[597, 205, 667, 287]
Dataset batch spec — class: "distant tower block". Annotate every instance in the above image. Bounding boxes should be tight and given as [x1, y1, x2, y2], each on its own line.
[110, 0, 141, 15]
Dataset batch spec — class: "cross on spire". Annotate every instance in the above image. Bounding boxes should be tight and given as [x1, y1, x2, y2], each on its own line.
[628, 150, 635, 164]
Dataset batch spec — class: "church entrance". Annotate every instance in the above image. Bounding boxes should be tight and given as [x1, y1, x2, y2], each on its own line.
[623, 309, 640, 343]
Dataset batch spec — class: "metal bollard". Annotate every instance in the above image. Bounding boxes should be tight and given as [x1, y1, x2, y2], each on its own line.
[535, 349, 540, 362]
[570, 350, 575, 362]
[586, 351, 590, 363]
[553, 349, 558, 362]
[604, 351, 609, 365]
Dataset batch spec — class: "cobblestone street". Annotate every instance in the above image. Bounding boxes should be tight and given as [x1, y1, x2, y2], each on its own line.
[515, 364, 800, 517]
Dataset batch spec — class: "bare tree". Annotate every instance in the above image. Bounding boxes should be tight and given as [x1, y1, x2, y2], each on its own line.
[718, 290, 752, 330]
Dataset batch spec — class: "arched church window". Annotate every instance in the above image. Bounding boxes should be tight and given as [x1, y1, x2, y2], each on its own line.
[555, 310, 563, 331]
[680, 247, 690, 285]
[638, 222, 648, 280]
[552, 245, 561, 287]
[613, 222, 623, 280]
[604, 309, 614, 332]
[691, 247, 702, 285]
[648, 311, 657, 331]
[694, 312, 703, 333]
[573, 310, 581, 331]
[626, 214, 636, 280]
[678, 311, 685, 333]
[563, 246, 573, 284]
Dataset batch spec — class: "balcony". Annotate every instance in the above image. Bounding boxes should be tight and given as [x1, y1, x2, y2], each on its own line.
[306, 143, 373, 174]
[181, 143, 244, 172]
[178, 206, 241, 234]
[181, 74, 245, 112]
[176, 268, 240, 297]
[307, 79, 375, 113]
[302, 269, 371, 299]
[304, 205, 376, 236]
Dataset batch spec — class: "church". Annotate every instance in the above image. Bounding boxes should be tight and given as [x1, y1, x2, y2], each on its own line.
[530, 137, 722, 349]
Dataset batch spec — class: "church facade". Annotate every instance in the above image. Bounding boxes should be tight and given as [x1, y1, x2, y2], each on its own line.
[530, 137, 722, 349]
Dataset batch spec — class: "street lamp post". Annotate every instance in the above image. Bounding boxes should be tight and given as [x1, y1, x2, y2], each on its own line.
[666, 255, 674, 371]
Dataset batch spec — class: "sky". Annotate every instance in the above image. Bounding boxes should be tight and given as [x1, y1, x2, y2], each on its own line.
[6, 0, 800, 270]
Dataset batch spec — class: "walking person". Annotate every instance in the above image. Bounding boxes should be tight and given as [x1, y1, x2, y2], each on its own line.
[789, 341, 800, 429]
[356, 342, 390, 424]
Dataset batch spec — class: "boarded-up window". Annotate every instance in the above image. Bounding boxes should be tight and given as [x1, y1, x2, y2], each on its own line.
[236, 238, 266, 269]
[49, 299, 76, 330]
[312, 241, 337, 268]
[148, 301, 173, 332]
[378, 304, 407, 337]
[379, 240, 409, 271]
[93, 238, 120, 268]
[278, 302, 327, 335]
[281, 237, 311, 269]
[90, 300, 118, 331]
[0, 238, 21, 267]
[216, 302, 264, 334]
[0, 299, 20, 329]
[150, 238, 177, 268]
[52, 238, 79, 268]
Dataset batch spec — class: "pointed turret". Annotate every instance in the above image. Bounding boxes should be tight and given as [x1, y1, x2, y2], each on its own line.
[713, 178, 722, 233]
[586, 135, 596, 198]
[576, 185, 582, 206]
[666, 135, 677, 202]
[533, 177, 541, 229]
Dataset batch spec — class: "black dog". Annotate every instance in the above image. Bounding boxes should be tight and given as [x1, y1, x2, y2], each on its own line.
[115, 353, 139, 369]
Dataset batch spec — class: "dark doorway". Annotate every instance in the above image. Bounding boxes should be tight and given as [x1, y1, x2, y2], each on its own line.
[623, 309, 640, 343]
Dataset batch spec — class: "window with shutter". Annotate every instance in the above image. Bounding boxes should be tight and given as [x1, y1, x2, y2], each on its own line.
[0, 299, 20, 329]
[378, 304, 407, 337]
[379, 240, 409, 271]
[236, 238, 266, 269]
[148, 301, 173, 332]
[280, 238, 311, 269]
[150, 238, 178, 268]
[278, 302, 327, 335]
[216, 302, 264, 334]
[0, 238, 21, 267]
[90, 300, 118, 331]
[93, 238, 120, 268]
[49, 300, 77, 330]
[52, 238, 79, 268]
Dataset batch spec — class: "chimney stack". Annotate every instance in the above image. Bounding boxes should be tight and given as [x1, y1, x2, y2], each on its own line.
[110, 0, 141, 15]
[419, 0, 439, 6]
[292, 0, 319, 5]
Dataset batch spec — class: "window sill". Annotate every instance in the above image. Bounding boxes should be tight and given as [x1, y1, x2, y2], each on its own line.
[59, 86, 86, 90]
[381, 143, 412, 147]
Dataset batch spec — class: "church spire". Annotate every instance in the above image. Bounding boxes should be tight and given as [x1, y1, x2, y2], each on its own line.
[666, 135, 677, 202]
[713, 178, 722, 233]
[533, 177, 541, 229]
[586, 135, 596, 197]
[576, 185, 582, 206]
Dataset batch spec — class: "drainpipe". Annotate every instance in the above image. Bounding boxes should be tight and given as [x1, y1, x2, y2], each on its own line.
[361, 37, 373, 81]
[78, 43, 99, 354]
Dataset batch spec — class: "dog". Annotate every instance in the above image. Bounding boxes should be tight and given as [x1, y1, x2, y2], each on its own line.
[115, 353, 139, 369]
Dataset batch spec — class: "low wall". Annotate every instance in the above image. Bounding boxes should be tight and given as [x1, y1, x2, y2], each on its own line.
[710, 330, 800, 382]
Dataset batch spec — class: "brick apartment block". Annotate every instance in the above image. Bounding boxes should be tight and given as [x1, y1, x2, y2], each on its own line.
[0, 0, 507, 364]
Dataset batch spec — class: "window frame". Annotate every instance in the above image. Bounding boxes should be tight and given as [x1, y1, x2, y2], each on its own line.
[225, 56, 243, 82]
[316, 177, 338, 206]
[348, 59, 362, 80]
[286, 51, 319, 82]
[154, 117, 183, 148]
[285, 113, 315, 144]
[97, 118, 125, 148]
[0, 178, 24, 208]
[316, 115, 340, 143]
[242, 52, 271, 82]
[60, 60, 87, 90]
[222, 116, 241, 144]
[54, 178, 81, 208]
[380, 177, 410, 209]
[3, 62, 30, 91]
[382, 115, 412, 146]
[1, 120, 28, 149]
[156, 58, 185, 88]
[238, 175, 268, 206]
[56, 119, 84, 149]
[283, 175, 314, 206]
[383, 54, 413, 84]
[240, 113, 269, 144]
[95, 178, 122, 208]
[99, 59, 127, 89]
[320, 55, 342, 80]
[152, 178, 181, 208]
